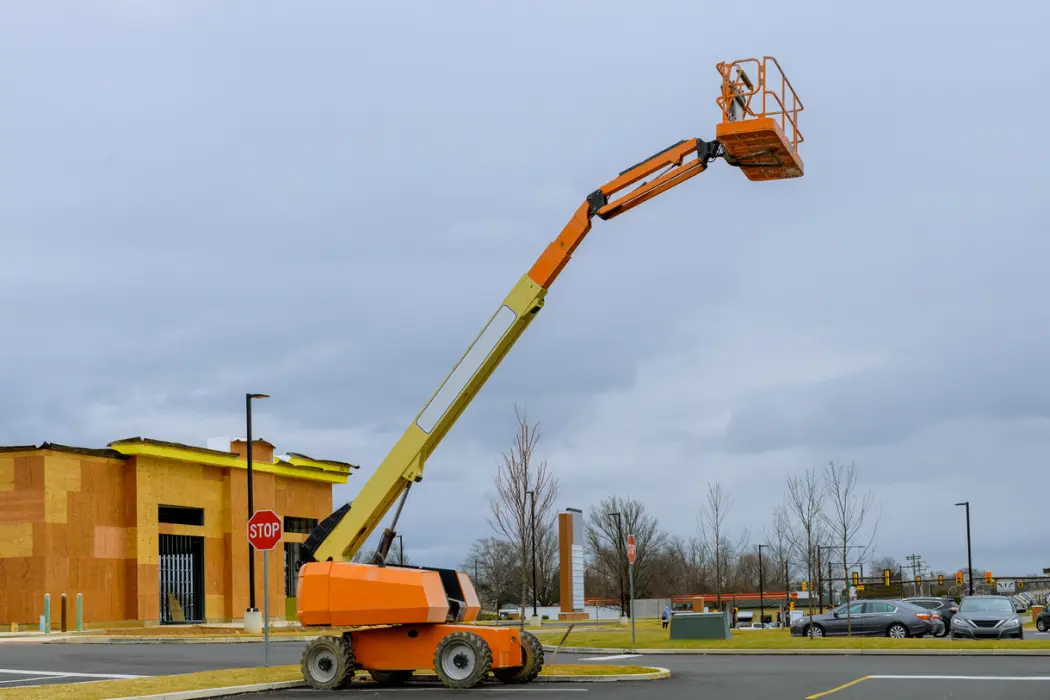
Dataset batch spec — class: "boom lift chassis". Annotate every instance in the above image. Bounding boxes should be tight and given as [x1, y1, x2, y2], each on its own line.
[296, 57, 805, 690]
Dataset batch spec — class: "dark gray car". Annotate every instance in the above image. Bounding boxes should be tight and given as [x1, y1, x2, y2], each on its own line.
[950, 595, 1024, 640]
[790, 599, 934, 638]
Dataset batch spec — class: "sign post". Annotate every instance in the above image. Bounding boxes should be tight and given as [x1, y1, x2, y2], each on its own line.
[247, 509, 282, 667]
[627, 534, 637, 645]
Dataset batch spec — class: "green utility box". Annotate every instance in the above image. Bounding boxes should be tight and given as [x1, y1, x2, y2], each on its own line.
[669, 611, 732, 640]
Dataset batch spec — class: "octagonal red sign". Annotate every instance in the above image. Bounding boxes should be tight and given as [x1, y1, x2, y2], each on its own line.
[247, 509, 282, 550]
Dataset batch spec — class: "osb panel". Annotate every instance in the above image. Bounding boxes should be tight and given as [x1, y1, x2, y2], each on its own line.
[32, 523, 88, 559]
[202, 466, 225, 482]
[204, 536, 225, 596]
[45, 455, 82, 493]
[44, 489, 69, 524]
[136, 563, 159, 621]
[0, 524, 32, 558]
[205, 594, 224, 620]
[93, 526, 127, 559]
[125, 527, 138, 561]
[14, 455, 44, 491]
[79, 462, 127, 527]
[0, 457, 13, 491]
[0, 491, 44, 524]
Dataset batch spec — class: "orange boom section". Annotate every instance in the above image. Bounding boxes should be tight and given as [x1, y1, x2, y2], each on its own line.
[298, 562, 449, 627]
[715, 56, 804, 181]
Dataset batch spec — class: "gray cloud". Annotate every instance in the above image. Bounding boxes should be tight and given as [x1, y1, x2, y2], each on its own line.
[2, 0, 1048, 578]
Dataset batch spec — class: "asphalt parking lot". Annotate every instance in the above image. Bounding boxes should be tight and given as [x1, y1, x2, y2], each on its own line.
[240, 654, 1050, 700]
[2, 638, 1050, 697]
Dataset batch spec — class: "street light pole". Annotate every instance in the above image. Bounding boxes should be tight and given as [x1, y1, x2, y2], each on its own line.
[955, 501, 974, 596]
[757, 544, 766, 627]
[610, 511, 625, 618]
[528, 490, 538, 619]
[245, 392, 269, 615]
[398, 535, 404, 565]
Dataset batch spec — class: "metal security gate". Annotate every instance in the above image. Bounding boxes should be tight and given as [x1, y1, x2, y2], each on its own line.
[159, 534, 204, 624]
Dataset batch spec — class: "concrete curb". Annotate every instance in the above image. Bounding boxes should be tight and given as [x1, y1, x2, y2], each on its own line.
[543, 645, 1050, 657]
[103, 668, 669, 698]
[105, 680, 305, 700]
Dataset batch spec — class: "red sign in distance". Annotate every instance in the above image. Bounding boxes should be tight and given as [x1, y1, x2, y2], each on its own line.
[627, 534, 637, 565]
[247, 510, 282, 550]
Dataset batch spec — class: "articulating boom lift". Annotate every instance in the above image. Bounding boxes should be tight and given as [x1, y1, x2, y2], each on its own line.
[296, 57, 805, 690]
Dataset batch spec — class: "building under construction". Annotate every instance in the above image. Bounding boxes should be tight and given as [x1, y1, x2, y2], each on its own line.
[0, 436, 353, 627]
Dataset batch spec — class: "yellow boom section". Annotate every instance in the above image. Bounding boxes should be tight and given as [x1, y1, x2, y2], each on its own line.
[308, 274, 546, 562]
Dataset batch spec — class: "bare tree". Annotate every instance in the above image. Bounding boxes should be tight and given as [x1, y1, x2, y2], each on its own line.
[821, 460, 880, 635]
[487, 405, 559, 622]
[784, 467, 825, 636]
[763, 503, 795, 595]
[585, 495, 668, 608]
[697, 481, 749, 607]
[463, 537, 522, 613]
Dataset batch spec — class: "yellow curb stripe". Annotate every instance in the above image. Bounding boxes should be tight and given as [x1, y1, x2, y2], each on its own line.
[806, 675, 872, 699]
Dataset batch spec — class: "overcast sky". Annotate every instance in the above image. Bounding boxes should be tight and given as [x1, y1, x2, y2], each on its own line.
[2, 1, 1048, 580]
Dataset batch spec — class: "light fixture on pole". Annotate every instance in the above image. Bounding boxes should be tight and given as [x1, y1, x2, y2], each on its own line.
[610, 510, 625, 618]
[757, 544, 767, 627]
[528, 490, 538, 619]
[245, 392, 269, 619]
[955, 501, 974, 596]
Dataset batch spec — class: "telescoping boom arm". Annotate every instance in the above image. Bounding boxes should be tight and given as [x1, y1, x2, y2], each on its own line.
[302, 137, 728, 564]
[302, 56, 805, 565]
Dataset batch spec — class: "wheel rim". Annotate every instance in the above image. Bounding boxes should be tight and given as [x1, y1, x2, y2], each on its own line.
[889, 625, 906, 638]
[307, 647, 339, 684]
[1038, 622, 1046, 632]
[440, 641, 476, 681]
[810, 627, 823, 637]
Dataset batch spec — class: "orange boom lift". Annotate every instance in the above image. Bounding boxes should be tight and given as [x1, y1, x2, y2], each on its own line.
[296, 57, 805, 690]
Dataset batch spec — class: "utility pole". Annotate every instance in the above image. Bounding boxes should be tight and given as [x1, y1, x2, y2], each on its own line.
[906, 554, 923, 596]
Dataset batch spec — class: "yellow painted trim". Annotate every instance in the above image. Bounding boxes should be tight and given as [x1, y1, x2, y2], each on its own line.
[284, 455, 355, 475]
[806, 676, 872, 699]
[109, 443, 349, 485]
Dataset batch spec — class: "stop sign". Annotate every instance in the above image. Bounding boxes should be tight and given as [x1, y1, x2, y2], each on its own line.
[627, 534, 636, 565]
[247, 510, 282, 551]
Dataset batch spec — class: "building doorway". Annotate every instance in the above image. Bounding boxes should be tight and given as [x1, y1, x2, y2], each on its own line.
[159, 534, 205, 624]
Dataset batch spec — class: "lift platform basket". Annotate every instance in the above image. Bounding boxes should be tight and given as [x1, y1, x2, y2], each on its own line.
[715, 57, 804, 181]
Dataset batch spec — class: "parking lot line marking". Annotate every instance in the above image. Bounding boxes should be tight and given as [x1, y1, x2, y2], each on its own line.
[577, 654, 642, 661]
[870, 675, 1050, 681]
[0, 668, 143, 679]
[805, 675, 872, 699]
[0, 675, 71, 685]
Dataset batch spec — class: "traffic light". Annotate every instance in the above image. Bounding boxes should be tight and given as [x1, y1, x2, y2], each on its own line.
[801, 580, 808, 591]
[985, 571, 993, 584]
[883, 569, 891, 586]
[955, 571, 964, 585]
[938, 574, 944, 586]
[1018, 580, 1025, 589]
[852, 571, 859, 586]
[789, 601, 795, 611]
[915, 575, 921, 585]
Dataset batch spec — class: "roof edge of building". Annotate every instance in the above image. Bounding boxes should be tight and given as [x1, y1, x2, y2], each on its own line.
[0, 442, 129, 460]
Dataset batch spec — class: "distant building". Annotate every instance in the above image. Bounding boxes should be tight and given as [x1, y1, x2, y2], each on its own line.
[0, 436, 355, 627]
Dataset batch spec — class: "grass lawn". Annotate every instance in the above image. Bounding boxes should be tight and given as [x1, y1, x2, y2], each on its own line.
[0, 664, 650, 699]
[532, 618, 1050, 650]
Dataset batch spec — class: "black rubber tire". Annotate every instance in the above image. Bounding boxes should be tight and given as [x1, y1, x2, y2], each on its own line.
[805, 624, 825, 638]
[369, 670, 413, 686]
[493, 630, 544, 684]
[433, 631, 493, 689]
[1037, 620, 1047, 633]
[886, 623, 909, 639]
[301, 635, 355, 690]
